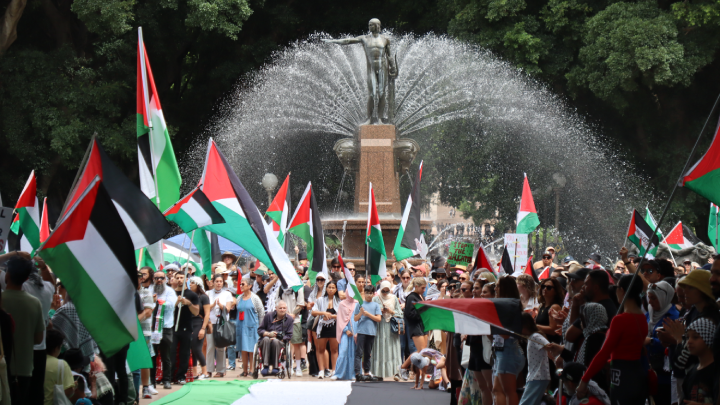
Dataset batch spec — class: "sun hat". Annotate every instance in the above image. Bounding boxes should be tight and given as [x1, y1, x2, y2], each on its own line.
[678, 269, 714, 300]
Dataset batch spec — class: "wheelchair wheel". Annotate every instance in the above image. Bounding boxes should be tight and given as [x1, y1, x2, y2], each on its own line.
[285, 341, 293, 380]
[252, 345, 261, 379]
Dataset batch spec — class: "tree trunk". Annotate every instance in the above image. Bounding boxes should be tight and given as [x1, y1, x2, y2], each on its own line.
[0, 0, 28, 56]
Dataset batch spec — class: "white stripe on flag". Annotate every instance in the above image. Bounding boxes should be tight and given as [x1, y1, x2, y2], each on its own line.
[112, 201, 149, 249]
[183, 197, 213, 228]
[66, 222, 138, 339]
[217, 198, 246, 218]
[452, 311, 492, 335]
[233, 380, 352, 405]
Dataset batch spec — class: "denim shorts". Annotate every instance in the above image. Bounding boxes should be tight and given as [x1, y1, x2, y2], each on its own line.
[493, 337, 525, 376]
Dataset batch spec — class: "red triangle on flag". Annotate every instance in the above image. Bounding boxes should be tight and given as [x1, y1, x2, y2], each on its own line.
[199, 140, 236, 202]
[16, 171, 37, 209]
[663, 222, 684, 245]
[519, 174, 537, 214]
[538, 266, 551, 281]
[40, 197, 50, 243]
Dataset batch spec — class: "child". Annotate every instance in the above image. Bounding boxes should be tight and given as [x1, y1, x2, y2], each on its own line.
[558, 362, 610, 405]
[354, 286, 382, 381]
[519, 312, 550, 405]
[44, 329, 76, 405]
[409, 348, 447, 390]
[683, 317, 717, 404]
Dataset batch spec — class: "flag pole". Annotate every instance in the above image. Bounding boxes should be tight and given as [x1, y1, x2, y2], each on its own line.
[617, 90, 720, 316]
[715, 205, 718, 250]
[175, 230, 194, 332]
[138, 27, 162, 210]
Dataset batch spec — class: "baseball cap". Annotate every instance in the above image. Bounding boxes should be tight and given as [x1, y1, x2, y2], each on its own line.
[566, 267, 590, 281]
[562, 256, 575, 264]
[558, 362, 586, 383]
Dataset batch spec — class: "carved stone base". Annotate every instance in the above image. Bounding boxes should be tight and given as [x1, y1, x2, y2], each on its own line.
[354, 125, 401, 213]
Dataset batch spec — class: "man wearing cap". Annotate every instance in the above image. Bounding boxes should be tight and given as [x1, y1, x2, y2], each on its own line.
[534, 247, 560, 270]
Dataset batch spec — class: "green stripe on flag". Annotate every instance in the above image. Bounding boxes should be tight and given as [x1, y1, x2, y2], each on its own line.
[17, 207, 40, 250]
[417, 304, 458, 332]
[393, 225, 414, 262]
[685, 169, 720, 209]
[516, 212, 540, 234]
[153, 379, 263, 405]
[167, 210, 199, 234]
[40, 243, 134, 355]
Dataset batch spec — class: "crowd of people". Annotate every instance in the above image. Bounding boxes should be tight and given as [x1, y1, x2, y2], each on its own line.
[2, 242, 720, 405]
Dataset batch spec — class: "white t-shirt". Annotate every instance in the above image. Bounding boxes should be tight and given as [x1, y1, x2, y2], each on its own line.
[207, 289, 234, 324]
[23, 279, 54, 350]
[526, 332, 550, 382]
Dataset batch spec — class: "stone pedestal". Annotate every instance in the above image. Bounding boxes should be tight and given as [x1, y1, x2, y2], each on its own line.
[354, 125, 401, 213]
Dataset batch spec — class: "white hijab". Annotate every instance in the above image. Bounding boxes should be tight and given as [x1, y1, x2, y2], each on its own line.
[647, 280, 675, 336]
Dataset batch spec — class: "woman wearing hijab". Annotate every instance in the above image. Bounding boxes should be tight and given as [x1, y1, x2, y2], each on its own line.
[371, 281, 403, 378]
[332, 285, 358, 380]
[645, 280, 678, 405]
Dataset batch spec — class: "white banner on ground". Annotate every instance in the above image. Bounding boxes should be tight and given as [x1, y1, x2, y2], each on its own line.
[504, 233, 528, 273]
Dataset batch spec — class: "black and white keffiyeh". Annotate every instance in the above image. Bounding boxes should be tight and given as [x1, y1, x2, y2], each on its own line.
[688, 317, 716, 348]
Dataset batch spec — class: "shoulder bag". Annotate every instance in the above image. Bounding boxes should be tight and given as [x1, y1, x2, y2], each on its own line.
[212, 306, 236, 348]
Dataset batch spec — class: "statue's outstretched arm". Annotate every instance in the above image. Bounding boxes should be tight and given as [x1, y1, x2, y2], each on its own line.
[322, 37, 362, 45]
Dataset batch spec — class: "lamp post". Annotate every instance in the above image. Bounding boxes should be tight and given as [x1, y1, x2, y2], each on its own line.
[552, 173, 567, 231]
[261, 173, 278, 206]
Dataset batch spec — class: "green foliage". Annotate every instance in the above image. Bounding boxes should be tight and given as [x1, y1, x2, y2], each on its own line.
[184, 0, 254, 39]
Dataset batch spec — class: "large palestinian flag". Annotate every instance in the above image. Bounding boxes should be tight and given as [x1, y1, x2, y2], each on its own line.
[164, 187, 225, 233]
[710, 203, 719, 251]
[10, 171, 40, 253]
[366, 183, 387, 285]
[37, 177, 139, 356]
[417, 298, 523, 336]
[61, 138, 171, 249]
[662, 221, 694, 250]
[627, 209, 660, 258]
[681, 114, 720, 206]
[516, 173, 540, 234]
[137, 27, 181, 212]
[199, 139, 301, 290]
[266, 174, 291, 247]
[394, 161, 423, 261]
[287, 182, 327, 284]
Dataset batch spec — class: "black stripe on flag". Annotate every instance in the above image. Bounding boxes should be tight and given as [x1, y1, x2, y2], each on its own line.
[89, 183, 138, 286]
[501, 246, 514, 275]
[137, 134, 154, 176]
[192, 189, 225, 225]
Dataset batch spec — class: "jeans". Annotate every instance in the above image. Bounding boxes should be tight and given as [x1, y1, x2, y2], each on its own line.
[152, 327, 174, 383]
[227, 345, 237, 368]
[172, 329, 192, 381]
[354, 334, 375, 375]
[132, 370, 141, 401]
[519, 380, 549, 405]
[400, 331, 416, 360]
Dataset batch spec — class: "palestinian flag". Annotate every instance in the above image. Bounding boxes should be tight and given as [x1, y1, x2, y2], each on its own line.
[710, 203, 719, 251]
[163, 239, 202, 271]
[137, 27, 181, 212]
[40, 197, 50, 243]
[287, 182, 327, 284]
[164, 187, 225, 233]
[135, 246, 159, 272]
[337, 251, 360, 300]
[394, 161, 423, 261]
[417, 298, 523, 336]
[537, 266, 551, 281]
[662, 221, 694, 250]
[499, 245, 513, 276]
[627, 209, 659, 258]
[472, 244, 494, 275]
[61, 138, 171, 249]
[37, 177, 139, 356]
[366, 183, 387, 285]
[11, 171, 40, 253]
[199, 139, 301, 291]
[681, 114, 720, 206]
[516, 173, 540, 234]
[266, 174, 291, 247]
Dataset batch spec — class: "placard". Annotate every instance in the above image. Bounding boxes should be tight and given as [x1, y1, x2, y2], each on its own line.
[0, 207, 13, 252]
[504, 233, 528, 273]
[447, 241, 475, 267]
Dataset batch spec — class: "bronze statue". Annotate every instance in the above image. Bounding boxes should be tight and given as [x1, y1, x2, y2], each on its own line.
[323, 18, 398, 125]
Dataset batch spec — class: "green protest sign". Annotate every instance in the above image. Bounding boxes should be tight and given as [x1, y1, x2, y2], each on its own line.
[447, 241, 475, 267]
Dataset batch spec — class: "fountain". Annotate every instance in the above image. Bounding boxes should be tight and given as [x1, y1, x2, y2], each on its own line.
[183, 23, 652, 263]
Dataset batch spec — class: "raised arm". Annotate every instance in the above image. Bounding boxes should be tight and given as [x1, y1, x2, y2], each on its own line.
[322, 37, 362, 45]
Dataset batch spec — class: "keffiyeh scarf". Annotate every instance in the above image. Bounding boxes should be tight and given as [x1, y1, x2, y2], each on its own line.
[52, 302, 96, 357]
[577, 303, 607, 365]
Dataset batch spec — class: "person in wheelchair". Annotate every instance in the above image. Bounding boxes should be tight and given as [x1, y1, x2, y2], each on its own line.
[257, 300, 294, 376]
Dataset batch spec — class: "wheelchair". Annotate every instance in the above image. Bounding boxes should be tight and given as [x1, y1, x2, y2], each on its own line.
[251, 334, 293, 379]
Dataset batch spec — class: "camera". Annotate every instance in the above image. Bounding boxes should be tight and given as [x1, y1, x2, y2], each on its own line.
[275, 331, 283, 340]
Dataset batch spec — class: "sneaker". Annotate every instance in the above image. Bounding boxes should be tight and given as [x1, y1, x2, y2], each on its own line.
[142, 387, 152, 399]
[318, 374, 324, 380]
[270, 368, 280, 376]
[163, 381, 172, 389]
[330, 375, 339, 381]
[400, 369, 409, 381]
[301, 359, 308, 371]
[295, 369, 303, 378]
[197, 374, 208, 380]
[324, 369, 332, 378]
[177, 379, 187, 385]
[355, 374, 367, 382]
[261, 368, 269, 376]
[148, 385, 158, 395]
[393, 373, 401, 382]
[228, 366, 235, 370]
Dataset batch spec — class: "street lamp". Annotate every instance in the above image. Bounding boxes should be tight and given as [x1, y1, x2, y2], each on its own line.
[261, 173, 278, 206]
[552, 173, 566, 230]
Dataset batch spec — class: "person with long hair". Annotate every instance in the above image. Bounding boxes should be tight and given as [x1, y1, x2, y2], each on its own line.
[492, 276, 524, 405]
[188, 277, 211, 379]
[234, 278, 265, 377]
[535, 277, 565, 344]
[576, 274, 647, 404]
[395, 277, 428, 381]
[516, 274, 538, 315]
[311, 280, 340, 379]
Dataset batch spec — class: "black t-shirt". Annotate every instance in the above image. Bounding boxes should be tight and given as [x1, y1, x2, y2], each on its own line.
[197, 294, 210, 319]
[573, 298, 617, 329]
[683, 362, 717, 403]
[257, 287, 267, 308]
[174, 289, 199, 332]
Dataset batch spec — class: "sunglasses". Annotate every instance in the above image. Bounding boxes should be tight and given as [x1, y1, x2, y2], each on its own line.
[332, 265, 341, 268]
[401, 276, 411, 280]
[542, 256, 552, 259]
[459, 277, 468, 281]
[381, 290, 390, 294]
[541, 285, 554, 291]
[460, 288, 469, 292]
[154, 277, 166, 280]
